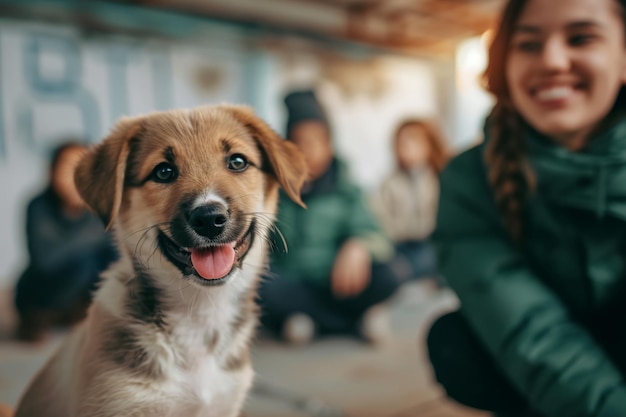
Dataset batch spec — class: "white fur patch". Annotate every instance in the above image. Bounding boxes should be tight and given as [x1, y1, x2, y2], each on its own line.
[193, 191, 229, 210]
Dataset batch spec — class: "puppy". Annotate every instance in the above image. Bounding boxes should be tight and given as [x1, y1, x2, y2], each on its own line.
[14, 105, 307, 417]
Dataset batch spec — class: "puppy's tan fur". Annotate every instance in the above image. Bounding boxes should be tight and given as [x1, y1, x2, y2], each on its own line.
[14, 105, 306, 417]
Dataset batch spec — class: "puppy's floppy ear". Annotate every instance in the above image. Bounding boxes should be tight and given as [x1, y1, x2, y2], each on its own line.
[75, 117, 142, 229]
[226, 105, 307, 207]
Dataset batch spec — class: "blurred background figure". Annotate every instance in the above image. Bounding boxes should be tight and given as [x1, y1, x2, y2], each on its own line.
[14, 142, 117, 342]
[371, 118, 448, 283]
[259, 90, 400, 346]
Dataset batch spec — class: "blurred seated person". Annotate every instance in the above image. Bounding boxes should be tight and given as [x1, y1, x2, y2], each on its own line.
[259, 90, 400, 346]
[14, 142, 117, 342]
[371, 119, 448, 282]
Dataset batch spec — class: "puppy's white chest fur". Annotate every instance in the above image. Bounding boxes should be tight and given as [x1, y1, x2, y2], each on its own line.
[88, 274, 255, 417]
[157, 313, 250, 417]
[159, 350, 245, 417]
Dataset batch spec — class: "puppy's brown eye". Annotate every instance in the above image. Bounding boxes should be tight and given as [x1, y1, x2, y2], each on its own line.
[227, 154, 249, 172]
[151, 162, 178, 183]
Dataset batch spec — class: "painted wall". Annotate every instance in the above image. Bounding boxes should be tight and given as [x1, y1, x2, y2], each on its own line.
[318, 58, 440, 190]
[0, 20, 254, 287]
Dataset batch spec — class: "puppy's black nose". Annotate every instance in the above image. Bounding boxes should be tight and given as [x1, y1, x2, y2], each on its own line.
[188, 204, 229, 239]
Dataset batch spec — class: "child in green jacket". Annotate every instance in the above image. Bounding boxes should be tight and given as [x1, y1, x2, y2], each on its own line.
[259, 90, 399, 345]
[427, 0, 626, 416]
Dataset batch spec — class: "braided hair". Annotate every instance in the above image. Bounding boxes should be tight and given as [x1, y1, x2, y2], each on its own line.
[482, 0, 626, 243]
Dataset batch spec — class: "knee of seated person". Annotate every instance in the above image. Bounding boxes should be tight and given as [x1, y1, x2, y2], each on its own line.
[426, 312, 464, 366]
[369, 266, 401, 299]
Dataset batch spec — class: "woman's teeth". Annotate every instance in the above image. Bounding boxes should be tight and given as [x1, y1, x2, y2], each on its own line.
[536, 86, 573, 101]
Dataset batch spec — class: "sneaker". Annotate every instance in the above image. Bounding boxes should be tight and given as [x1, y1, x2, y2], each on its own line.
[358, 304, 391, 345]
[282, 313, 315, 346]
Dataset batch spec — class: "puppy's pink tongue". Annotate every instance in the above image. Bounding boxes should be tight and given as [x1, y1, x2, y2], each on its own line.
[190, 245, 235, 280]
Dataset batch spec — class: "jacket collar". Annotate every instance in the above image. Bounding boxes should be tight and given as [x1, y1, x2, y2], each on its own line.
[524, 118, 626, 220]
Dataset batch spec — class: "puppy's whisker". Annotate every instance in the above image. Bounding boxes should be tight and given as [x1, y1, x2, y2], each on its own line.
[133, 227, 157, 258]
[264, 224, 288, 254]
[240, 214, 272, 223]
[201, 290, 215, 313]
[241, 261, 270, 271]
[131, 222, 175, 263]
[146, 242, 161, 265]
[124, 222, 170, 240]
[178, 277, 187, 302]
[241, 212, 275, 223]
[187, 289, 200, 319]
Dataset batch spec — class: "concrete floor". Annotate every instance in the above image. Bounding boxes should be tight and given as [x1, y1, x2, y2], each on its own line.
[0, 281, 489, 417]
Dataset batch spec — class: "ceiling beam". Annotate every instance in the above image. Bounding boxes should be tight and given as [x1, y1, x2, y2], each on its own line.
[144, 0, 347, 35]
[115, 0, 503, 57]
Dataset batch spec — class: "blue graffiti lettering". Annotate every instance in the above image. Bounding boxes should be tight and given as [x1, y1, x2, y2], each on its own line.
[107, 44, 130, 123]
[20, 33, 101, 152]
[152, 51, 172, 111]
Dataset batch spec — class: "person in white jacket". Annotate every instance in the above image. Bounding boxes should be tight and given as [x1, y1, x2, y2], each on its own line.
[371, 118, 448, 282]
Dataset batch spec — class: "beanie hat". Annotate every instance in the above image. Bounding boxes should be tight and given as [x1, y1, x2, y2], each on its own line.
[284, 90, 329, 140]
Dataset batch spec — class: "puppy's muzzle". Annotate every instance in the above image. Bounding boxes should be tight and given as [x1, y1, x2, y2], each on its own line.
[188, 204, 229, 239]
[160, 201, 256, 286]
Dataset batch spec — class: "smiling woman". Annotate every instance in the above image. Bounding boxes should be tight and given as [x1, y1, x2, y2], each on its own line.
[426, 0, 626, 416]
[505, 0, 626, 151]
